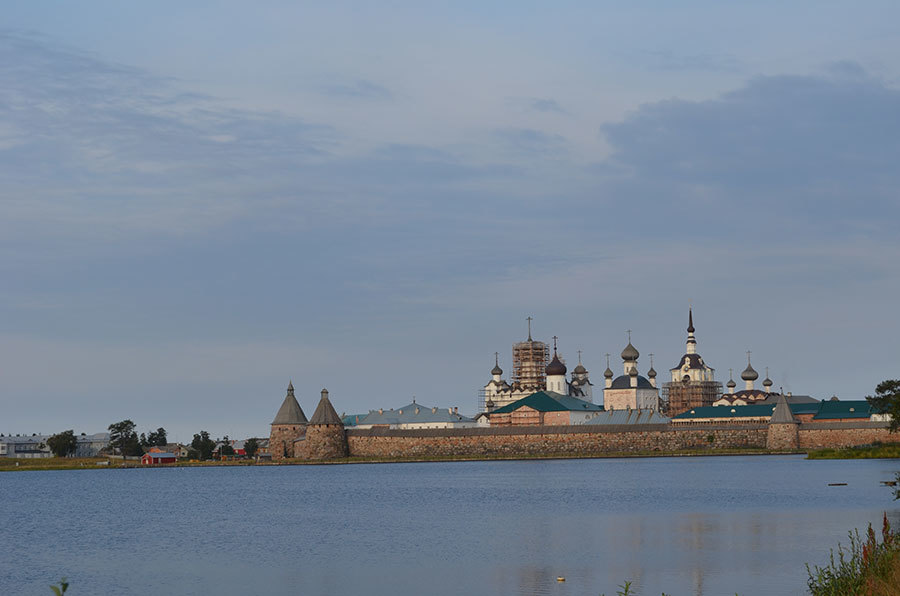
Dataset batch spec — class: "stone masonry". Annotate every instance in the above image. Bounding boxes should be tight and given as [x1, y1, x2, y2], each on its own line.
[346, 425, 768, 458]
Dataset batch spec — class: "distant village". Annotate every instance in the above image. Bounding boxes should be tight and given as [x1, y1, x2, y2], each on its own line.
[2, 309, 887, 463]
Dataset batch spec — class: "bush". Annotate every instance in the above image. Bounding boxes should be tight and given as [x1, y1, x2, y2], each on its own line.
[808, 513, 900, 595]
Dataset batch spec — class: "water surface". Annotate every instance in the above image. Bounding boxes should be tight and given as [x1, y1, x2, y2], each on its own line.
[2, 455, 897, 595]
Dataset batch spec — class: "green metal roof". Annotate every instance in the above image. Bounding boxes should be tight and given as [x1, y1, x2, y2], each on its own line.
[490, 391, 604, 414]
[673, 404, 779, 420]
[673, 400, 874, 421]
[812, 400, 872, 420]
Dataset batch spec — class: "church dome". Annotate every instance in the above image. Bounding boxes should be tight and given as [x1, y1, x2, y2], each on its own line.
[647, 367, 657, 378]
[573, 363, 587, 375]
[621, 342, 639, 361]
[763, 377, 773, 388]
[491, 363, 503, 376]
[546, 353, 567, 376]
[628, 366, 638, 377]
[604, 367, 614, 379]
[741, 363, 758, 381]
[727, 378, 737, 388]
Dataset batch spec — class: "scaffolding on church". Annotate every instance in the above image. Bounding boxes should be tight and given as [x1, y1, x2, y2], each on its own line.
[512, 338, 549, 391]
[662, 380, 722, 417]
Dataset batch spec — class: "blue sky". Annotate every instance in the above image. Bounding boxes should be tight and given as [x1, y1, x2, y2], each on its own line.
[2, 2, 899, 441]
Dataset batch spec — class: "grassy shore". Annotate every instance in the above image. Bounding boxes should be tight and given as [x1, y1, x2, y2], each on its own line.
[807, 444, 900, 460]
[808, 514, 900, 595]
[1, 447, 807, 471]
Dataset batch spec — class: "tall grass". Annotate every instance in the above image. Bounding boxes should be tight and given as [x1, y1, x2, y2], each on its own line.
[808, 513, 900, 595]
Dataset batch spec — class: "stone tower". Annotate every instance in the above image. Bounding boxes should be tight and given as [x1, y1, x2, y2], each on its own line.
[766, 392, 799, 450]
[302, 388, 349, 460]
[269, 382, 308, 459]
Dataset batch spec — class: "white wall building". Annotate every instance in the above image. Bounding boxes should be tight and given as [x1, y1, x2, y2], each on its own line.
[602, 335, 660, 411]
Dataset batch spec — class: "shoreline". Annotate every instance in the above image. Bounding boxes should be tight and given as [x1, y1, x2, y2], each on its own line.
[0, 448, 811, 471]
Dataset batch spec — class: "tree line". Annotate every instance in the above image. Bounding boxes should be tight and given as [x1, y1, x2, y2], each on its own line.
[46, 420, 260, 460]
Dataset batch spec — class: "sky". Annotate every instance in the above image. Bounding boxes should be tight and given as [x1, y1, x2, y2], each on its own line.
[2, 1, 900, 442]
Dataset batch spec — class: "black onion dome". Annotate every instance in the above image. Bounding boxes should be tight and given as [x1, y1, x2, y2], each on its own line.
[621, 342, 639, 361]
[604, 367, 614, 379]
[491, 363, 503, 376]
[546, 353, 567, 376]
[573, 362, 587, 375]
[647, 367, 657, 378]
[741, 364, 759, 381]
[628, 366, 638, 377]
[763, 376, 773, 387]
[727, 378, 737, 388]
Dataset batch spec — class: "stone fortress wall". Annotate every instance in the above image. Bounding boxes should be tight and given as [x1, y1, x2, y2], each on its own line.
[337, 421, 900, 459]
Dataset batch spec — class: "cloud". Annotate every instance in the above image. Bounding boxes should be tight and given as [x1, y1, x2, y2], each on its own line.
[2, 30, 900, 429]
[528, 98, 567, 114]
[494, 127, 568, 156]
[320, 79, 392, 100]
[626, 50, 744, 74]
[597, 65, 900, 236]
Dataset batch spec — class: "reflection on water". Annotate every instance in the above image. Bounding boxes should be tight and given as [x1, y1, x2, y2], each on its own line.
[2, 455, 899, 595]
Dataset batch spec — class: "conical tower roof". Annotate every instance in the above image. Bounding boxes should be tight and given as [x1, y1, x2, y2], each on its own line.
[271, 382, 308, 425]
[770, 392, 796, 424]
[309, 388, 344, 425]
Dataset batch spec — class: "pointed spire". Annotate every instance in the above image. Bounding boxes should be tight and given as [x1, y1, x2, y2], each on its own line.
[309, 388, 343, 425]
[287, 380, 294, 393]
[770, 392, 796, 424]
[526, 316, 533, 341]
[688, 307, 695, 333]
[272, 382, 307, 425]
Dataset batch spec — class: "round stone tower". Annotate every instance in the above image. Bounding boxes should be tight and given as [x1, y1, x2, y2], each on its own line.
[303, 388, 349, 460]
[766, 392, 799, 450]
[269, 381, 308, 459]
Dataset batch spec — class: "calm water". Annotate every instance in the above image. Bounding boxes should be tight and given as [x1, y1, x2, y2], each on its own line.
[2, 455, 898, 596]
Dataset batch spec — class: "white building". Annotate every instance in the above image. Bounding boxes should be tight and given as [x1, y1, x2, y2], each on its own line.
[602, 335, 660, 411]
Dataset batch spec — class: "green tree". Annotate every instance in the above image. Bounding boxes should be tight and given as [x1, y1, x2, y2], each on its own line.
[47, 430, 78, 458]
[191, 431, 216, 460]
[244, 437, 259, 458]
[219, 435, 235, 457]
[108, 420, 143, 456]
[867, 380, 900, 432]
[140, 427, 168, 448]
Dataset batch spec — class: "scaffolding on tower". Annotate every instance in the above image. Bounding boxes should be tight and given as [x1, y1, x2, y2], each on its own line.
[512, 338, 549, 391]
[662, 380, 722, 417]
